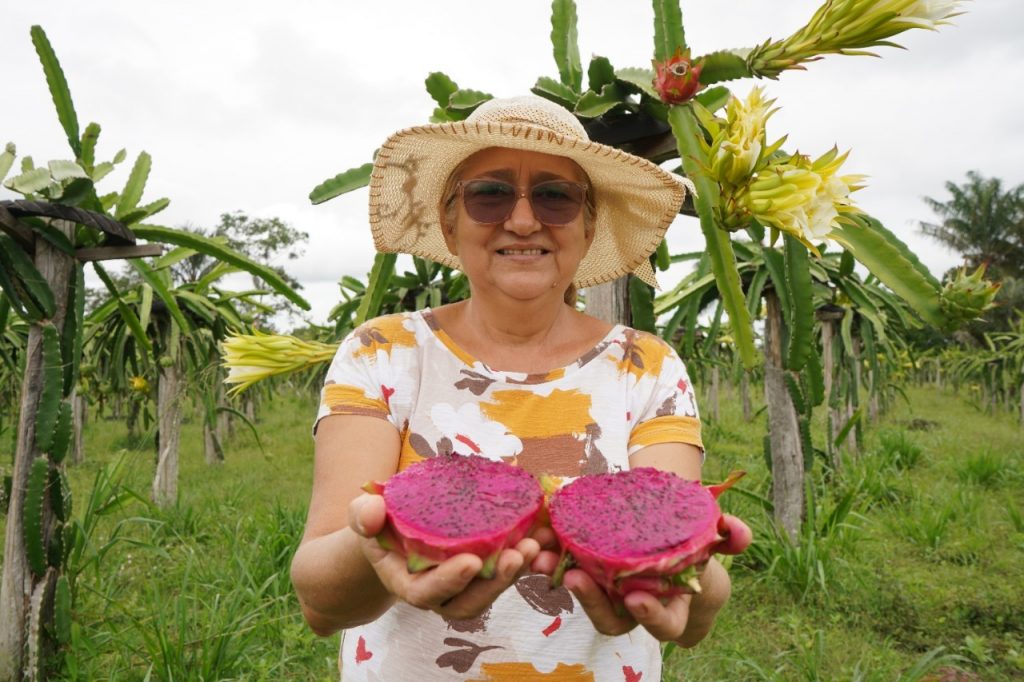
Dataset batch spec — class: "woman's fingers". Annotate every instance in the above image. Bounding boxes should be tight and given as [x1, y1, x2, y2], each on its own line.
[430, 549, 525, 620]
[718, 514, 753, 555]
[360, 534, 533, 620]
[530, 549, 562, 575]
[347, 488, 540, 619]
[562, 569, 636, 637]
[623, 591, 691, 641]
[400, 555, 483, 610]
[531, 525, 559, 550]
[348, 493, 387, 538]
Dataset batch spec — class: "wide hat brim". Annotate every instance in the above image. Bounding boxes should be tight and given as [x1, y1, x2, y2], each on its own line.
[368, 119, 688, 289]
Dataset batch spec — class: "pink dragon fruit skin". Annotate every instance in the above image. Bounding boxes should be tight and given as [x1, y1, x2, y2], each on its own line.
[363, 453, 544, 578]
[548, 468, 744, 602]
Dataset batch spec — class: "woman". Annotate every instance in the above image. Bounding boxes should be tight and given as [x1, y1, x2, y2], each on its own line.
[291, 96, 751, 681]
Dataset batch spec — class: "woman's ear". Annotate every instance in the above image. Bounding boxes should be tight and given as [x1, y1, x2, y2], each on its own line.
[439, 209, 458, 256]
[582, 224, 596, 254]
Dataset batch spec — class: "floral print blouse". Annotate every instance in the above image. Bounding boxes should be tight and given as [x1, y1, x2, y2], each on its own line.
[315, 309, 702, 681]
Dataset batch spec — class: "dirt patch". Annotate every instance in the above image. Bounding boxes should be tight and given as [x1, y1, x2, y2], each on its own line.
[904, 418, 940, 431]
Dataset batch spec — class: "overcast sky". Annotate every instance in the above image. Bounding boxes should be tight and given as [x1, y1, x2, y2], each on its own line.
[4, 1, 1022, 326]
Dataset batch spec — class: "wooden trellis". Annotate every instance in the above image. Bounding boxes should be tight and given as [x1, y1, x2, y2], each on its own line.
[0, 200, 161, 680]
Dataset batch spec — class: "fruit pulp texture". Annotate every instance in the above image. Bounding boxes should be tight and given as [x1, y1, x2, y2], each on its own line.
[383, 454, 543, 553]
[550, 467, 719, 558]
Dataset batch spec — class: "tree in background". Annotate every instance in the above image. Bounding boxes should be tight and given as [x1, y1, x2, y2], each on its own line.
[921, 171, 1024, 278]
[921, 171, 1024, 333]
[171, 212, 308, 329]
[172, 212, 307, 288]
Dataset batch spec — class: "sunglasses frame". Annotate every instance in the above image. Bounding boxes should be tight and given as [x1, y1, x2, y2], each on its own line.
[456, 179, 589, 226]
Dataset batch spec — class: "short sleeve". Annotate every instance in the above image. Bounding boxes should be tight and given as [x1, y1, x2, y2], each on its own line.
[625, 333, 702, 456]
[312, 316, 414, 435]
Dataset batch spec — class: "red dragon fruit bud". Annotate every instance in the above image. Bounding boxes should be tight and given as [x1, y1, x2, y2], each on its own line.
[362, 454, 544, 578]
[653, 48, 704, 104]
[549, 468, 744, 603]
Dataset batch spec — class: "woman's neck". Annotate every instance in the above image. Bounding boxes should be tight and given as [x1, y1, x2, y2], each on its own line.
[435, 293, 607, 373]
[463, 294, 568, 346]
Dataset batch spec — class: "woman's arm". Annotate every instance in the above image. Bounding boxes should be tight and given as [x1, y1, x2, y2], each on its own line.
[290, 415, 401, 634]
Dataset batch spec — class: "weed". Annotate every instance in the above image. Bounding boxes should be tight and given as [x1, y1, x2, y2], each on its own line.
[785, 629, 829, 681]
[961, 634, 995, 666]
[132, 559, 270, 681]
[740, 487, 862, 603]
[887, 494, 957, 552]
[876, 429, 923, 470]
[957, 450, 1007, 488]
[1008, 499, 1024, 533]
[895, 648, 968, 682]
[150, 503, 211, 546]
[837, 453, 908, 509]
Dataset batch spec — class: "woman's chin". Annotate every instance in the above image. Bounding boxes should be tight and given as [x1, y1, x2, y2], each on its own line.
[485, 275, 565, 302]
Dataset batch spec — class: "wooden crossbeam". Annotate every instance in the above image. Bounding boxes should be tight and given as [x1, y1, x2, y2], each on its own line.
[75, 244, 164, 262]
[0, 205, 35, 250]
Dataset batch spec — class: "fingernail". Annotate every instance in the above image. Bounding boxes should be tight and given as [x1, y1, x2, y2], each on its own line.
[505, 560, 523, 581]
[462, 566, 477, 581]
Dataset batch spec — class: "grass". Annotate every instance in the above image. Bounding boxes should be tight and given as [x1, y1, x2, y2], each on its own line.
[2, 387, 340, 680]
[2, 383, 1022, 679]
[669, 383, 1024, 680]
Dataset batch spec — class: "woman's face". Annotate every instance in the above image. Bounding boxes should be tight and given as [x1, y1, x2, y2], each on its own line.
[442, 147, 594, 303]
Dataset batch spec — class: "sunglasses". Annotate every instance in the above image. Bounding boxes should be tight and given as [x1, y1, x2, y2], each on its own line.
[457, 179, 588, 226]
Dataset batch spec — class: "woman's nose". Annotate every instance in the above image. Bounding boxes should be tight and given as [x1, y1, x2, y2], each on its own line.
[505, 193, 542, 235]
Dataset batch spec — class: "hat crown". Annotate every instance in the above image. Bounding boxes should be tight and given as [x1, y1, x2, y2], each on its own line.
[467, 96, 590, 140]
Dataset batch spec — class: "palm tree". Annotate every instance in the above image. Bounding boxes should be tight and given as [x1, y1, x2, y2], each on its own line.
[921, 171, 1024, 279]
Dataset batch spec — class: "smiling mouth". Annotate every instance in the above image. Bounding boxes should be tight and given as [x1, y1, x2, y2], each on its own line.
[497, 248, 548, 256]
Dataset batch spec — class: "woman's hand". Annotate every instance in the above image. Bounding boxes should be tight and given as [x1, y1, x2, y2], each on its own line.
[532, 514, 752, 644]
[349, 493, 541, 621]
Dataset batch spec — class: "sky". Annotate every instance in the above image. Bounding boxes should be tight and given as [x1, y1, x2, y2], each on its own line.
[3, 0, 1022, 327]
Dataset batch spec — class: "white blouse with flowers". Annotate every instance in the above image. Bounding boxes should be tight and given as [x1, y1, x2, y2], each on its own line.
[314, 309, 703, 682]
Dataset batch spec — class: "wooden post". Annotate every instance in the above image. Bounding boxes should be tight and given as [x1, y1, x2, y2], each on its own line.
[585, 277, 631, 327]
[0, 225, 74, 680]
[152, 314, 182, 507]
[816, 306, 845, 470]
[217, 402, 232, 441]
[203, 422, 223, 465]
[741, 371, 752, 422]
[764, 290, 804, 541]
[203, 380, 225, 465]
[849, 339, 862, 456]
[71, 389, 86, 465]
[243, 393, 256, 423]
[989, 364, 998, 415]
[709, 364, 720, 421]
[152, 357, 181, 507]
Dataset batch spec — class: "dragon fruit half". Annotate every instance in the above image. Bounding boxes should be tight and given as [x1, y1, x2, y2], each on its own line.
[363, 453, 544, 578]
[548, 468, 743, 602]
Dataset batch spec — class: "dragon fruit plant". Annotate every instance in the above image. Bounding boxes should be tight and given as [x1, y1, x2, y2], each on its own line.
[548, 468, 744, 603]
[363, 454, 545, 579]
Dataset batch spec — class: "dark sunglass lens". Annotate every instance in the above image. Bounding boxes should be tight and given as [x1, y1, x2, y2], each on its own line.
[531, 182, 584, 224]
[463, 181, 516, 223]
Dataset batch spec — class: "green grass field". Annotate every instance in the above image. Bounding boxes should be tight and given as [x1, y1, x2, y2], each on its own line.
[3, 383, 1022, 680]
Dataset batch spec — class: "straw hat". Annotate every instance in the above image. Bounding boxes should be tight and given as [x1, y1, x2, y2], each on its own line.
[367, 95, 692, 289]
